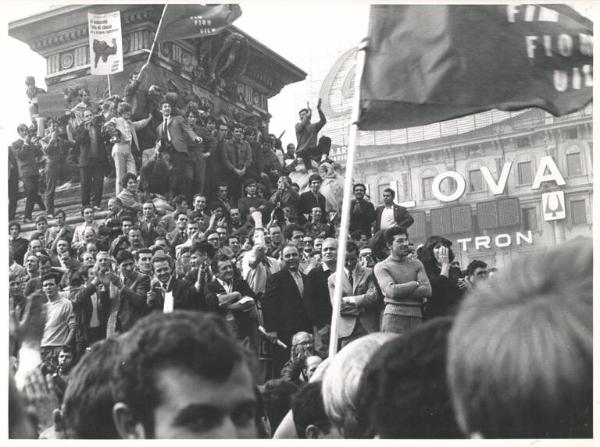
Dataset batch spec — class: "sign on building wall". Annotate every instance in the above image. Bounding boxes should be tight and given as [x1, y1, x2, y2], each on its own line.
[88, 11, 123, 75]
[542, 190, 566, 221]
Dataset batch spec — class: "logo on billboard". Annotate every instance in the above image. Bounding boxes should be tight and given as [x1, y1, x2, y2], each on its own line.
[542, 191, 566, 221]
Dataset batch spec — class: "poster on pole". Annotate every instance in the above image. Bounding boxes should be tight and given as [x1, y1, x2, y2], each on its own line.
[88, 11, 123, 75]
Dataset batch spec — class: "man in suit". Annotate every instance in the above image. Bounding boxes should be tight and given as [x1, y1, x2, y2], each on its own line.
[374, 187, 414, 233]
[298, 174, 327, 224]
[105, 250, 150, 336]
[12, 123, 45, 222]
[304, 237, 337, 355]
[349, 183, 377, 238]
[166, 211, 190, 256]
[262, 244, 314, 376]
[73, 110, 109, 210]
[328, 241, 381, 348]
[156, 100, 202, 205]
[204, 254, 258, 349]
[146, 254, 204, 312]
[139, 201, 166, 247]
[8, 142, 19, 221]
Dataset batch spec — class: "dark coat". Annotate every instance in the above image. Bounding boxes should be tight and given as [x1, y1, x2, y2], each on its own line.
[204, 277, 257, 339]
[146, 276, 204, 311]
[374, 203, 414, 233]
[12, 139, 42, 177]
[298, 191, 327, 224]
[72, 123, 109, 168]
[349, 199, 377, 237]
[304, 265, 334, 329]
[261, 269, 313, 346]
[116, 272, 151, 332]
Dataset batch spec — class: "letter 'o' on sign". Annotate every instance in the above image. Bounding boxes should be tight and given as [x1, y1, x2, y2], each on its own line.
[432, 171, 466, 202]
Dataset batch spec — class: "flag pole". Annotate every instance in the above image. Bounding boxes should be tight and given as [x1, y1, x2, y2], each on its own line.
[328, 38, 368, 358]
[139, 4, 169, 78]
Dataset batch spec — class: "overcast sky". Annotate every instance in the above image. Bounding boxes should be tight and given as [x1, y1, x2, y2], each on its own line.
[2, 1, 595, 147]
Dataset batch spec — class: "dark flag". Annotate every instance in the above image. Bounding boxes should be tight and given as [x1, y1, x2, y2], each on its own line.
[156, 4, 242, 42]
[358, 5, 592, 130]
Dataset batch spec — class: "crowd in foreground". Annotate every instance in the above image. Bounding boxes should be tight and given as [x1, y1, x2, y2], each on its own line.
[8, 79, 592, 439]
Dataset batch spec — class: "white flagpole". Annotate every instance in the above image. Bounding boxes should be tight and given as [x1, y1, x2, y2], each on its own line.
[139, 4, 169, 77]
[328, 39, 368, 358]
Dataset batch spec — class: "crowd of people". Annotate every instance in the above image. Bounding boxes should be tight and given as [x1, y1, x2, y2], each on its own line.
[8, 76, 592, 439]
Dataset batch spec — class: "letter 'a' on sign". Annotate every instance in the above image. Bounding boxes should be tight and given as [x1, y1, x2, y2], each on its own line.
[532, 156, 567, 189]
[542, 191, 566, 221]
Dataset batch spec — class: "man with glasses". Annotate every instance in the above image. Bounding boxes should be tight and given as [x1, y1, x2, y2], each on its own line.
[374, 227, 431, 335]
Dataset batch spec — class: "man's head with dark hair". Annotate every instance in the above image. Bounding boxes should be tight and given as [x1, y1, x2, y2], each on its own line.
[384, 226, 408, 246]
[292, 382, 340, 439]
[382, 187, 395, 206]
[284, 223, 304, 245]
[465, 260, 488, 286]
[261, 379, 298, 433]
[356, 318, 461, 439]
[447, 237, 592, 438]
[61, 337, 122, 439]
[111, 311, 257, 439]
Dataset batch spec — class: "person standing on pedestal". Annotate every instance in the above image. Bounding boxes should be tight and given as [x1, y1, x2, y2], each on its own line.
[156, 101, 202, 206]
[222, 124, 253, 204]
[107, 102, 152, 195]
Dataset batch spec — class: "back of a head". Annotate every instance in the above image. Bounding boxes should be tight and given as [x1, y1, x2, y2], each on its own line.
[447, 237, 593, 438]
[357, 318, 462, 439]
[111, 311, 244, 435]
[261, 379, 298, 432]
[322, 333, 397, 437]
[292, 381, 337, 439]
[62, 337, 122, 439]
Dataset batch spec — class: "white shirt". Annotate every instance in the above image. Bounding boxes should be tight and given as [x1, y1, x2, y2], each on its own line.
[380, 206, 396, 230]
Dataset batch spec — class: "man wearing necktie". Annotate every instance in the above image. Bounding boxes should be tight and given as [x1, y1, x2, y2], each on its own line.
[328, 241, 381, 349]
[156, 101, 202, 206]
[261, 244, 314, 376]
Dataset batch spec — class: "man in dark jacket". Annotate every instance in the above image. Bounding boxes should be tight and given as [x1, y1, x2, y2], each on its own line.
[72, 110, 109, 210]
[12, 123, 45, 222]
[146, 254, 204, 311]
[349, 183, 376, 238]
[204, 255, 258, 349]
[261, 244, 314, 375]
[374, 188, 414, 233]
[298, 174, 327, 224]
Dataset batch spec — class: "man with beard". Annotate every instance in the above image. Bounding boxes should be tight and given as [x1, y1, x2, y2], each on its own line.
[374, 227, 431, 334]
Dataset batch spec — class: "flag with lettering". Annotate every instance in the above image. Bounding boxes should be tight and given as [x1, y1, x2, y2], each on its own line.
[156, 4, 242, 42]
[358, 5, 592, 130]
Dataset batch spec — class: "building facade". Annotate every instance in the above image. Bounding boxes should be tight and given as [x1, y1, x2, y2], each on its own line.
[332, 107, 593, 268]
